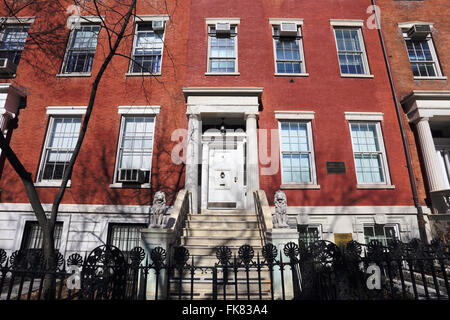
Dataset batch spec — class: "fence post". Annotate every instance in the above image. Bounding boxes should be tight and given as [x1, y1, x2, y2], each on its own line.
[266, 229, 300, 300]
[140, 228, 175, 300]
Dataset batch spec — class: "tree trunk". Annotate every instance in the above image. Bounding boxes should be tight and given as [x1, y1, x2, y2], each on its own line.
[42, 225, 56, 300]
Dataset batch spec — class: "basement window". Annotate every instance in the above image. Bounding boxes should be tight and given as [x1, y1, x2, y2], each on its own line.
[363, 224, 399, 246]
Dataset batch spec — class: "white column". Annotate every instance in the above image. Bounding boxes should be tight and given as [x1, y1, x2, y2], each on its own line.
[246, 113, 259, 208]
[415, 118, 447, 192]
[185, 113, 201, 214]
[201, 142, 209, 210]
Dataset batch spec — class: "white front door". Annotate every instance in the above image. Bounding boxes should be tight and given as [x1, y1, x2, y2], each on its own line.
[208, 144, 244, 209]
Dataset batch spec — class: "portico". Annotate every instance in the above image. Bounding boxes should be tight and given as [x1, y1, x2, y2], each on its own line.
[182, 87, 263, 213]
[402, 90, 450, 217]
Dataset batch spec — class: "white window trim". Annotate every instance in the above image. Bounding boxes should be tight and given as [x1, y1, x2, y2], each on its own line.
[205, 18, 241, 25]
[277, 113, 319, 189]
[275, 110, 315, 120]
[133, 15, 170, 23]
[79, 16, 106, 24]
[331, 23, 373, 77]
[345, 116, 394, 189]
[110, 108, 159, 189]
[206, 18, 240, 75]
[58, 23, 100, 76]
[117, 105, 161, 115]
[127, 18, 167, 76]
[35, 114, 83, 187]
[270, 19, 308, 77]
[46, 106, 87, 115]
[399, 25, 444, 79]
[330, 19, 364, 27]
[344, 112, 383, 122]
[0, 17, 35, 24]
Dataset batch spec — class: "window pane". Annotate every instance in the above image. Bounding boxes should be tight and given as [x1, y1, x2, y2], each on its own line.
[280, 121, 313, 183]
[41, 117, 81, 181]
[334, 27, 366, 74]
[405, 39, 438, 77]
[117, 116, 155, 182]
[63, 25, 99, 73]
[0, 25, 29, 65]
[131, 24, 164, 73]
[274, 37, 302, 74]
[350, 122, 386, 184]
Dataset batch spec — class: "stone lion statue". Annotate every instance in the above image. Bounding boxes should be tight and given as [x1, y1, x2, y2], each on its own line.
[273, 190, 289, 228]
[149, 191, 169, 228]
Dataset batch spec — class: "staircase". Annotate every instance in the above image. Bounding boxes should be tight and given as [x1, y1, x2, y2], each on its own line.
[169, 209, 271, 299]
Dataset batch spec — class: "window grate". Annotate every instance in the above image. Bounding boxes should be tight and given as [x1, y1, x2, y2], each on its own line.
[298, 225, 321, 246]
[21, 221, 63, 251]
[107, 223, 147, 261]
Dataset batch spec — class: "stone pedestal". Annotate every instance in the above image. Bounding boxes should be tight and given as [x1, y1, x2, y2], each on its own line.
[266, 229, 300, 300]
[140, 228, 175, 300]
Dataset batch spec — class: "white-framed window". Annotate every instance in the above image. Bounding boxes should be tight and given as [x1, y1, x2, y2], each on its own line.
[207, 22, 238, 74]
[363, 224, 399, 246]
[0, 23, 29, 66]
[349, 121, 390, 185]
[113, 114, 156, 186]
[404, 35, 442, 78]
[298, 224, 322, 246]
[61, 24, 100, 74]
[270, 21, 306, 75]
[278, 119, 317, 186]
[37, 116, 82, 182]
[129, 21, 165, 74]
[333, 26, 370, 75]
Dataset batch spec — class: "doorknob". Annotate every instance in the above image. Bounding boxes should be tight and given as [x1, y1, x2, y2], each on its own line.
[234, 177, 237, 183]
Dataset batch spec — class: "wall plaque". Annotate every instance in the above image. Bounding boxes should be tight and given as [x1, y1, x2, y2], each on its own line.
[334, 233, 353, 247]
[326, 161, 346, 174]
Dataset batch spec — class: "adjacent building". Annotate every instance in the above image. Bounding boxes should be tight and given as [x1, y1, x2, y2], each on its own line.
[377, 0, 450, 241]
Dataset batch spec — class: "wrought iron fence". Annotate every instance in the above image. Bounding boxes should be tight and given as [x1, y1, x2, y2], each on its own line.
[0, 238, 448, 300]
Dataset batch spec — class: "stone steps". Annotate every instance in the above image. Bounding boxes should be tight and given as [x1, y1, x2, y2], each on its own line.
[187, 214, 259, 222]
[185, 220, 260, 229]
[172, 208, 268, 299]
[181, 236, 263, 247]
[183, 245, 263, 257]
[182, 228, 262, 237]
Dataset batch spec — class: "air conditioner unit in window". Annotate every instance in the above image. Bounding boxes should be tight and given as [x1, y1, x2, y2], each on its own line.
[152, 20, 165, 31]
[0, 58, 17, 76]
[280, 22, 298, 37]
[407, 24, 431, 40]
[118, 168, 148, 184]
[215, 22, 230, 34]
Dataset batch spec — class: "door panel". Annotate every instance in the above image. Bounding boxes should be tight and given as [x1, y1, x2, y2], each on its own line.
[208, 145, 244, 208]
